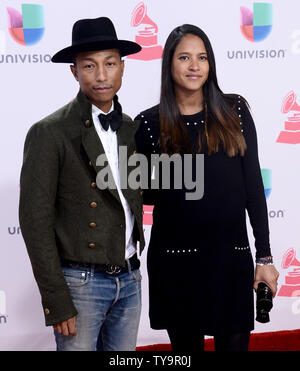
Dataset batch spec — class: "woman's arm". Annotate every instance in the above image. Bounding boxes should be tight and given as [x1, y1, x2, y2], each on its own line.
[240, 101, 279, 296]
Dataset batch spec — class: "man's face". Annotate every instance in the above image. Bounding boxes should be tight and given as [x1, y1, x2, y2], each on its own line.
[70, 49, 124, 112]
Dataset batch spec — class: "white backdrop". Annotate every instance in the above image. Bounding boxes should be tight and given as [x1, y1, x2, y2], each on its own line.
[0, 0, 300, 350]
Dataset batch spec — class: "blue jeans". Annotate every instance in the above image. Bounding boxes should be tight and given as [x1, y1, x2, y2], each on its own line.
[54, 263, 142, 351]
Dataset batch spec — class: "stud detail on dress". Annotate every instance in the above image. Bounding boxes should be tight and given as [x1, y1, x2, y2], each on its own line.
[235, 246, 249, 251]
[166, 248, 199, 254]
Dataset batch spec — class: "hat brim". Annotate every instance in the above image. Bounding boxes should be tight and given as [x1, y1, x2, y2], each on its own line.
[51, 39, 141, 63]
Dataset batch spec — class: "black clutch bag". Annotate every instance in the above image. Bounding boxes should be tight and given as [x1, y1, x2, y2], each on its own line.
[255, 282, 273, 323]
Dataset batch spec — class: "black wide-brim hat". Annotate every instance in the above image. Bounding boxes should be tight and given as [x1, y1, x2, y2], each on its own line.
[51, 17, 141, 63]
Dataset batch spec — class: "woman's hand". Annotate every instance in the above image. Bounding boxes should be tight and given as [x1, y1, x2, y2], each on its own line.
[253, 264, 280, 298]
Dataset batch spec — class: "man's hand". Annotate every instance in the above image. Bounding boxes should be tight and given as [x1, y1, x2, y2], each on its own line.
[53, 316, 77, 336]
[253, 264, 279, 298]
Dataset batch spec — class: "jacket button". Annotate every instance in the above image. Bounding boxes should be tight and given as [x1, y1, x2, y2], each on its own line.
[91, 182, 97, 189]
[44, 308, 50, 315]
[89, 222, 97, 228]
[89, 243, 96, 249]
[90, 202, 98, 208]
[85, 120, 91, 127]
[89, 160, 93, 167]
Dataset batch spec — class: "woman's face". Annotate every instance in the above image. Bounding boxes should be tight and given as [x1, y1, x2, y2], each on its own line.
[171, 34, 209, 95]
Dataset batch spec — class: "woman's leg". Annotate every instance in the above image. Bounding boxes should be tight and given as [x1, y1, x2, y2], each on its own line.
[214, 332, 250, 351]
[167, 327, 205, 352]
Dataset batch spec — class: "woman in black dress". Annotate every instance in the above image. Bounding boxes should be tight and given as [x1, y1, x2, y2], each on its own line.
[135, 24, 279, 351]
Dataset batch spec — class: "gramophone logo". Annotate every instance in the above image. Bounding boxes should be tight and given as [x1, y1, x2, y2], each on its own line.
[240, 2, 273, 42]
[7, 4, 45, 46]
[143, 205, 154, 226]
[278, 248, 300, 297]
[277, 91, 300, 144]
[127, 2, 163, 61]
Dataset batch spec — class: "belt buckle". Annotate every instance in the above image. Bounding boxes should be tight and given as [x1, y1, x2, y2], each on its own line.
[106, 264, 122, 274]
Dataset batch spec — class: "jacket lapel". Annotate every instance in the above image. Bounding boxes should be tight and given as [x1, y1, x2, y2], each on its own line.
[76, 90, 137, 207]
[77, 90, 121, 203]
[117, 117, 136, 203]
[82, 126, 122, 204]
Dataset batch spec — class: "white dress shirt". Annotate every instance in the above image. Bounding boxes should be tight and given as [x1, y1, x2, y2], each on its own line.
[92, 103, 136, 260]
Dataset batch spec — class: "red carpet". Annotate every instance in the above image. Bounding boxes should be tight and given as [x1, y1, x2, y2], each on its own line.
[137, 329, 300, 351]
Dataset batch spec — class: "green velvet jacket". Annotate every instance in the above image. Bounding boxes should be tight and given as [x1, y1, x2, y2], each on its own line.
[19, 90, 145, 326]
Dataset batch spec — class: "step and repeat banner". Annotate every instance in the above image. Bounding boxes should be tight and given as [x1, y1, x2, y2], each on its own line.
[0, 0, 300, 350]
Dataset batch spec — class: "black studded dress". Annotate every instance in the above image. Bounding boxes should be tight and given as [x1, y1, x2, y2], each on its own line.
[134, 98, 271, 335]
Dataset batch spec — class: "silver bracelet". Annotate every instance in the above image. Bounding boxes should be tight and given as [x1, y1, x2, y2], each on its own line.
[256, 256, 273, 265]
[256, 262, 274, 266]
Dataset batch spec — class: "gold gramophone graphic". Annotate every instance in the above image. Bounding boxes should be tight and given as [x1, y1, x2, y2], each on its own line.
[277, 91, 300, 144]
[278, 248, 300, 297]
[127, 2, 163, 60]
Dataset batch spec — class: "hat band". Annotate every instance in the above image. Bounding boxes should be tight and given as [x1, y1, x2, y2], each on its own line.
[72, 35, 118, 46]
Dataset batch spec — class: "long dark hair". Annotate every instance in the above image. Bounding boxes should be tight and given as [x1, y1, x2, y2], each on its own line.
[160, 24, 247, 156]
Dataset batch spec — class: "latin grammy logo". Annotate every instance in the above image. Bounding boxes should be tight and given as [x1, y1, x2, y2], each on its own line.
[143, 205, 154, 226]
[277, 91, 300, 144]
[127, 2, 163, 61]
[278, 248, 300, 297]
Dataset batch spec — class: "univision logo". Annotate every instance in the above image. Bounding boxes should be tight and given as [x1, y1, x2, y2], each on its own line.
[261, 168, 271, 198]
[240, 2, 273, 42]
[261, 169, 285, 219]
[227, 2, 285, 60]
[1, 4, 51, 64]
[7, 4, 45, 46]
[0, 291, 7, 325]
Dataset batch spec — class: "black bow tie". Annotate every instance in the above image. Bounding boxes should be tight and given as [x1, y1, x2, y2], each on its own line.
[98, 110, 122, 132]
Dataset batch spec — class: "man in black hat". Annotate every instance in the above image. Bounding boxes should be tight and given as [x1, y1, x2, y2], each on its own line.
[19, 17, 145, 351]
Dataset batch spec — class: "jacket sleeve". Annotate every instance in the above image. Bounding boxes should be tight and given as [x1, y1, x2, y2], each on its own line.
[240, 101, 272, 259]
[19, 122, 78, 326]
